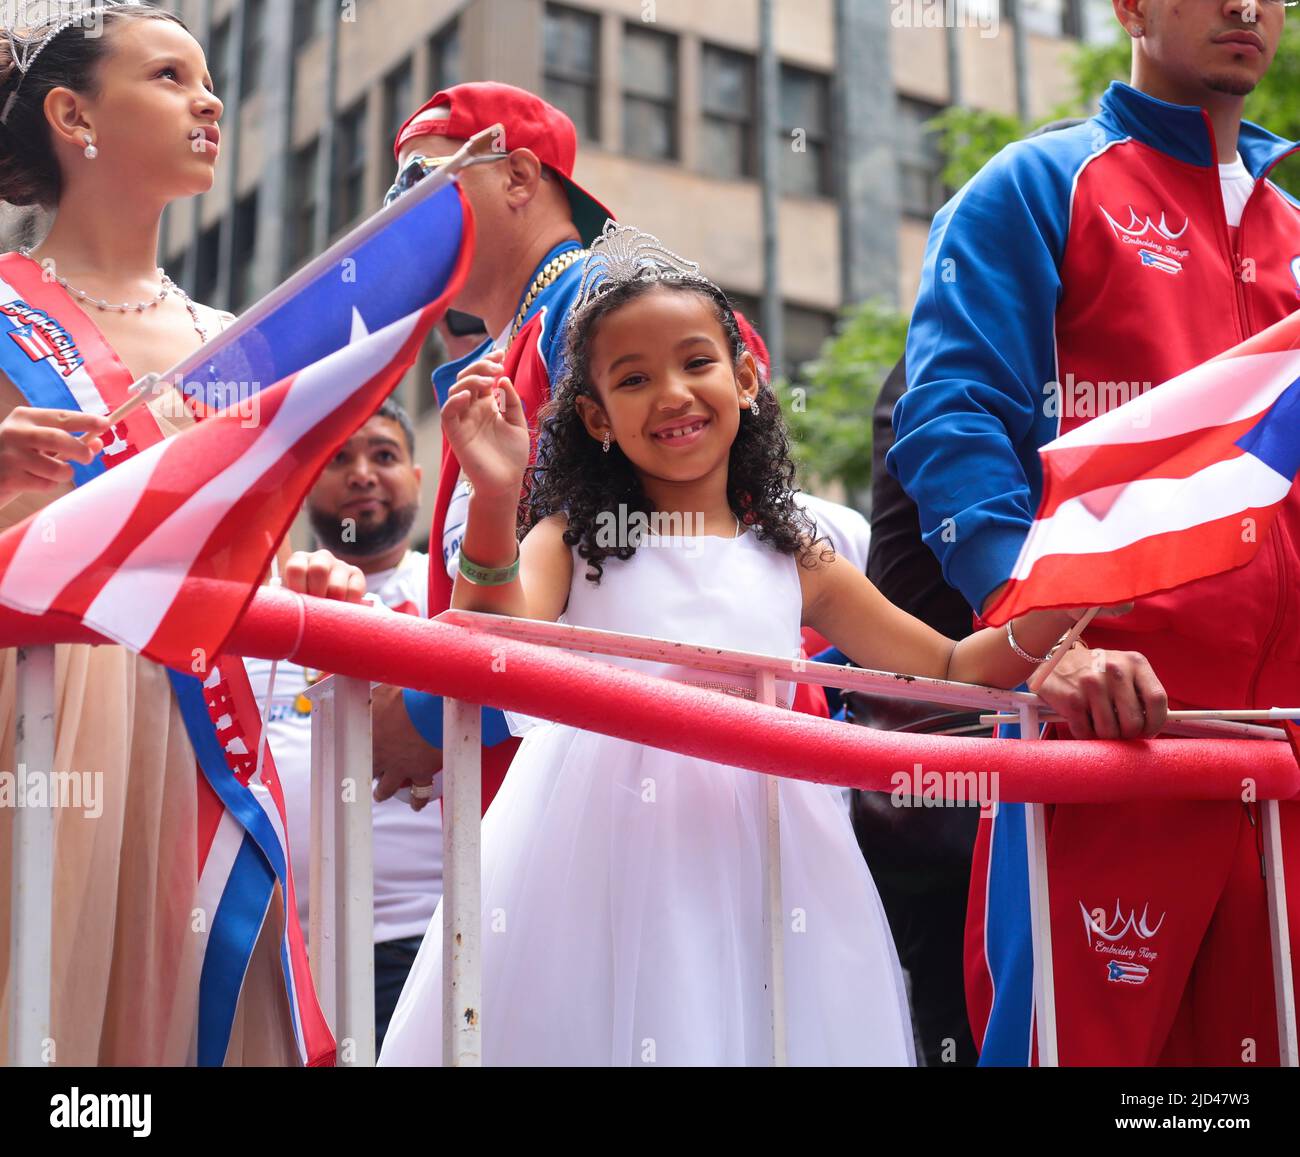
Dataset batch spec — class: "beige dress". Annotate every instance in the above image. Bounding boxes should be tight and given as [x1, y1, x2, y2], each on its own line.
[0, 309, 301, 1066]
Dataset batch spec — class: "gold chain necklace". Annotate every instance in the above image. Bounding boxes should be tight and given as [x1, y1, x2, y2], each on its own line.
[508, 248, 587, 344]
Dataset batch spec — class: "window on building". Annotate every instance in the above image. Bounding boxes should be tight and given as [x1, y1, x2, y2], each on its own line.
[896, 97, 946, 220]
[1018, 0, 1067, 37]
[623, 24, 677, 162]
[957, 0, 1000, 27]
[231, 192, 259, 312]
[699, 45, 755, 181]
[383, 58, 414, 150]
[778, 65, 831, 198]
[241, 0, 268, 99]
[292, 0, 326, 46]
[332, 99, 369, 232]
[208, 17, 232, 103]
[193, 221, 222, 309]
[721, 289, 761, 329]
[428, 18, 461, 93]
[716, 294, 833, 380]
[544, 4, 600, 142]
[289, 140, 320, 269]
[1071, 0, 1121, 42]
[784, 304, 835, 379]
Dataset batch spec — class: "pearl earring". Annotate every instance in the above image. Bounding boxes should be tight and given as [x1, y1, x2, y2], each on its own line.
[749, 396, 761, 418]
[82, 134, 98, 160]
[602, 431, 611, 453]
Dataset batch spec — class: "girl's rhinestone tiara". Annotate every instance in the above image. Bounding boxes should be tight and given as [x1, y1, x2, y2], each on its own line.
[573, 221, 720, 317]
[1, 1, 141, 125]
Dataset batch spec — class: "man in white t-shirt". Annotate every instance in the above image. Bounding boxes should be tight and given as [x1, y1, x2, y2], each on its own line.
[792, 491, 872, 575]
[247, 398, 441, 1048]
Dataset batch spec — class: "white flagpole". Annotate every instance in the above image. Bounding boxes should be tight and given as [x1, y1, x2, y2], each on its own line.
[756, 669, 787, 1067]
[131, 124, 505, 400]
[1027, 606, 1100, 693]
[252, 558, 282, 788]
[101, 373, 165, 426]
[981, 707, 1300, 728]
[8, 645, 56, 1067]
[55, 126, 503, 467]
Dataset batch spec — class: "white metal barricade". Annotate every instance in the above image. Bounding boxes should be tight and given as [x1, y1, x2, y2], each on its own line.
[7, 645, 55, 1067]
[4, 625, 1295, 1068]
[1018, 704, 1058, 1066]
[1262, 799, 1299, 1065]
[430, 611, 1299, 1069]
[441, 698, 482, 1067]
[304, 674, 376, 1066]
[756, 669, 788, 1066]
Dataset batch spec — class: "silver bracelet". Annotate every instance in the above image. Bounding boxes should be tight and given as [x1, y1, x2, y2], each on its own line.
[1006, 620, 1053, 664]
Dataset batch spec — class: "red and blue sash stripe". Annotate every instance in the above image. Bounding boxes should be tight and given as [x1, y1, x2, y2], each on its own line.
[0, 251, 333, 1066]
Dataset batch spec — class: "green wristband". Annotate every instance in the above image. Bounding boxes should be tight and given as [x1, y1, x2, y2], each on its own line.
[458, 546, 521, 586]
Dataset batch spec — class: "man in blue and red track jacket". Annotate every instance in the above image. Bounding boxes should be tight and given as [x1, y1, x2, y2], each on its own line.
[889, 0, 1300, 1065]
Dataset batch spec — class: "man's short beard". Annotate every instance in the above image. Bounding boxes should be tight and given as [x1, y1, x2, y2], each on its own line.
[1204, 73, 1259, 98]
[309, 502, 419, 559]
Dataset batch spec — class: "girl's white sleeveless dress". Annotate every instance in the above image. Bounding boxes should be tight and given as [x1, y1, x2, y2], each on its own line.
[379, 529, 914, 1066]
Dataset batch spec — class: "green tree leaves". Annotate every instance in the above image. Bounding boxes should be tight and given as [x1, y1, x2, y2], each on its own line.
[788, 28, 1300, 496]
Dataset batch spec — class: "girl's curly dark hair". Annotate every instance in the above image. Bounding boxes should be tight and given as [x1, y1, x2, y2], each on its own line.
[525, 276, 829, 584]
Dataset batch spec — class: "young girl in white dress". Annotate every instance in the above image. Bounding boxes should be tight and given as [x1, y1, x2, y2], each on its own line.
[379, 225, 1168, 1067]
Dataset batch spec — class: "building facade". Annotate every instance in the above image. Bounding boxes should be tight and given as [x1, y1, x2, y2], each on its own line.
[1, 0, 1117, 530]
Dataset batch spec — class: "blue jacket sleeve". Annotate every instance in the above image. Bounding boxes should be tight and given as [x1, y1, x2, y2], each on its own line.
[887, 135, 1079, 614]
[402, 689, 515, 749]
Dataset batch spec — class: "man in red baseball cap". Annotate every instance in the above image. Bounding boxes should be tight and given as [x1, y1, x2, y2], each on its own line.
[392, 82, 613, 247]
[373, 82, 615, 819]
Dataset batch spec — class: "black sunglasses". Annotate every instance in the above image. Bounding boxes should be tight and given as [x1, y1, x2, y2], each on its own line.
[383, 151, 510, 207]
[445, 309, 488, 338]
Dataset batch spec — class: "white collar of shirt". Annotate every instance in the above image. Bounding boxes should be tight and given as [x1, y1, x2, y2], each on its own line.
[1219, 152, 1256, 229]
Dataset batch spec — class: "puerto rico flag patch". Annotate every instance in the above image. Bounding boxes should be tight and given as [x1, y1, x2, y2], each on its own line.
[1107, 960, 1150, 985]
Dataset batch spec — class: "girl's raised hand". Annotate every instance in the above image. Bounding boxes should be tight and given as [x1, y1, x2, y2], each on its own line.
[441, 349, 531, 501]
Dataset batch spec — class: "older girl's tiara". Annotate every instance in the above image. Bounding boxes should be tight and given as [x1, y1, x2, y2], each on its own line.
[1, 0, 141, 126]
[573, 221, 719, 317]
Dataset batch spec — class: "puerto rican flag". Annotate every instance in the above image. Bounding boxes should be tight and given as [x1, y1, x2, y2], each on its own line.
[0, 307, 455, 666]
[1107, 960, 1150, 984]
[984, 310, 1300, 626]
[0, 177, 473, 1065]
[1138, 249, 1182, 276]
[9, 323, 59, 362]
[0, 174, 473, 667]
[0, 304, 460, 1065]
[176, 183, 473, 417]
